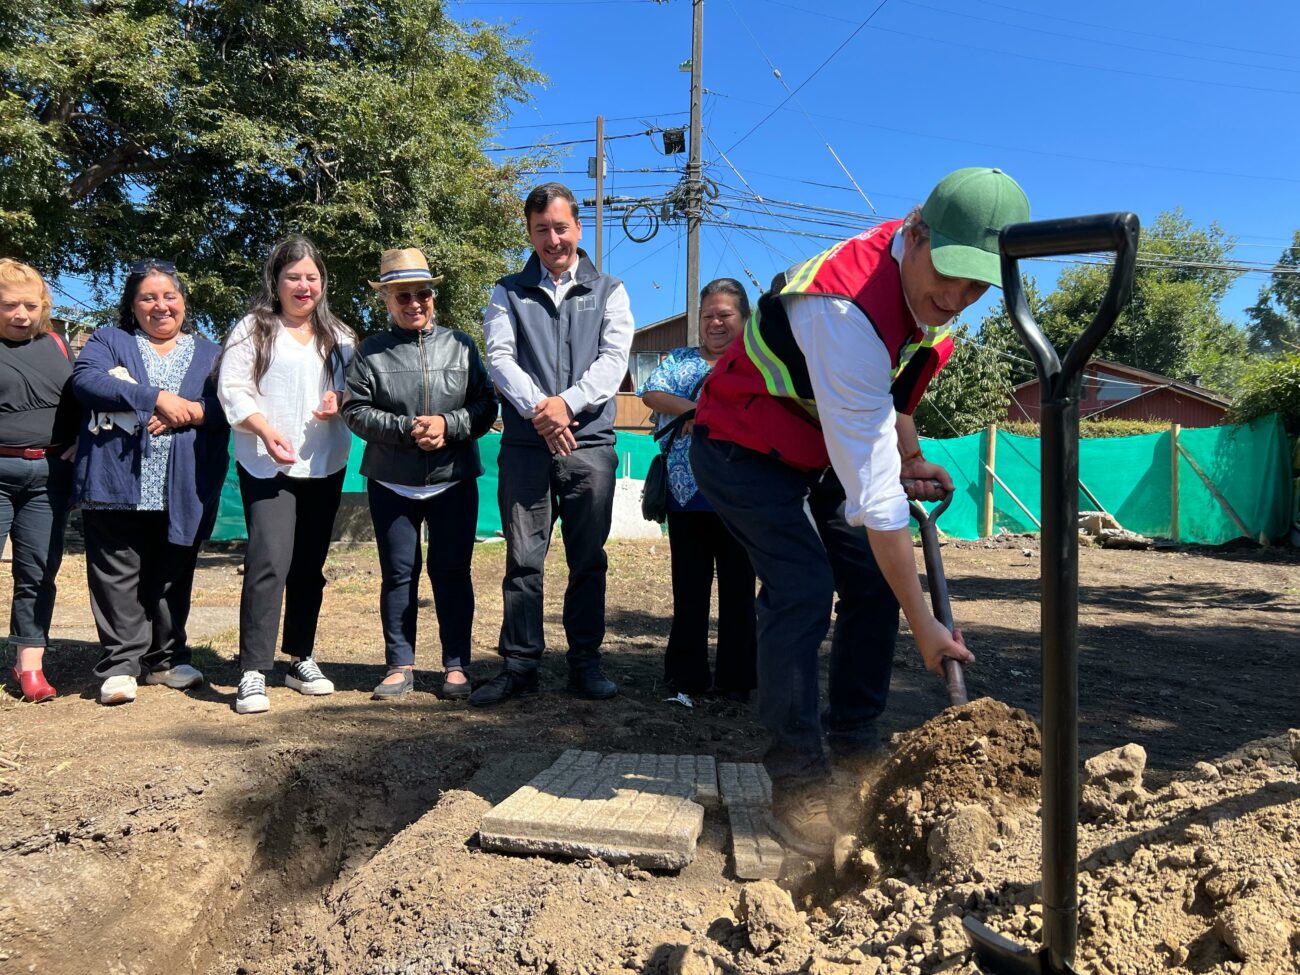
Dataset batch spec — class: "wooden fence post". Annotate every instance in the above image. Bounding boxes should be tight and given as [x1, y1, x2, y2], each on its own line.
[981, 422, 997, 537]
[1170, 422, 1180, 542]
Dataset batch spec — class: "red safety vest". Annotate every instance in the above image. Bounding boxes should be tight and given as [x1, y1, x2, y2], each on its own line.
[696, 219, 953, 470]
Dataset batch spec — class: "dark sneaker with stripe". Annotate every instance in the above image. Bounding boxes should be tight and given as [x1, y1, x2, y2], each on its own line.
[286, 658, 334, 696]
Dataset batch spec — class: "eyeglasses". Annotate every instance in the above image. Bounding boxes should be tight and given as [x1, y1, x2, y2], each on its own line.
[392, 288, 435, 305]
[128, 259, 176, 275]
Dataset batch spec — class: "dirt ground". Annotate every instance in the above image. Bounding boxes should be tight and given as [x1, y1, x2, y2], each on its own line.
[0, 535, 1296, 975]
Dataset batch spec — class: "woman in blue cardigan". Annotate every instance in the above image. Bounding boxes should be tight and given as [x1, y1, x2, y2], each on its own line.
[71, 261, 230, 706]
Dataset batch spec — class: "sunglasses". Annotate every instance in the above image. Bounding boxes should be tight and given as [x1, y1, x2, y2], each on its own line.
[392, 288, 435, 305]
[129, 259, 176, 275]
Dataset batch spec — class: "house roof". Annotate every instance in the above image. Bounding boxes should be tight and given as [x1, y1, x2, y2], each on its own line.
[635, 311, 685, 335]
[1010, 359, 1231, 408]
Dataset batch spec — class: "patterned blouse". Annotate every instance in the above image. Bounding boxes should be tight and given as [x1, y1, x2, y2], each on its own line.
[638, 346, 714, 511]
[83, 332, 196, 512]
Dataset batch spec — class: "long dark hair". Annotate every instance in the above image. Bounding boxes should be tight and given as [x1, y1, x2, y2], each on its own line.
[117, 261, 193, 334]
[236, 236, 354, 393]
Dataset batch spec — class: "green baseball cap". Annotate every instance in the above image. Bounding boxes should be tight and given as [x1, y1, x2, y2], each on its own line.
[920, 167, 1030, 288]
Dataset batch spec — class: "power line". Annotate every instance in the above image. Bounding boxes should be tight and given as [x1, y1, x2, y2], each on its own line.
[501, 110, 687, 130]
[723, 0, 893, 155]
[485, 129, 659, 152]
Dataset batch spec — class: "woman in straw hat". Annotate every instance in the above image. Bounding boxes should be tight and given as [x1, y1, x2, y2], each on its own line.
[343, 248, 497, 700]
[218, 236, 355, 715]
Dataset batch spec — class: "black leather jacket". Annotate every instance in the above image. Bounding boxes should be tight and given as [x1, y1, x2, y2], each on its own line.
[342, 323, 497, 487]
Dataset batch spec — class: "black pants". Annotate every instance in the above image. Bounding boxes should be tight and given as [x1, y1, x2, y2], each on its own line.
[368, 478, 477, 671]
[83, 509, 200, 679]
[0, 455, 71, 650]
[691, 434, 899, 787]
[237, 465, 345, 671]
[664, 509, 757, 694]
[496, 443, 616, 673]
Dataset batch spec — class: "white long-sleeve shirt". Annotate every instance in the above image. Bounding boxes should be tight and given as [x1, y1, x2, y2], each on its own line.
[482, 261, 634, 419]
[218, 315, 353, 479]
[783, 230, 952, 532]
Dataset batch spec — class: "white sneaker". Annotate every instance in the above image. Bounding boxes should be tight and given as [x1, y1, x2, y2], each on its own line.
[665, 691, 694, 709]
[100, 675, 137, 705]
[144, 664, 204, 690]
[236, 670, 269, 714]
[285, 658, 334, 696]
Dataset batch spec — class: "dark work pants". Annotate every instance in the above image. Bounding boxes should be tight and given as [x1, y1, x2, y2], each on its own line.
[83, 509, 200, 679]
[237, 465, 345, 672]
[496, 443, 616, 673]
[664, 509, 757, 695]
[690, 434, 899, 787]
[0, 456, 71, 650]
[368, 478, 478, 671]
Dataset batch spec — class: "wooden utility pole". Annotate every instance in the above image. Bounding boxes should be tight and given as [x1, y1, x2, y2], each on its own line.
[685, 0, 704, 347]
[594, 115, 605, 272]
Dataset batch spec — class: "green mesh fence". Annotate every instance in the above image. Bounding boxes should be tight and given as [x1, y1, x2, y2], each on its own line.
[211, 431, 664, 541]
[212, 416, 1292, 545]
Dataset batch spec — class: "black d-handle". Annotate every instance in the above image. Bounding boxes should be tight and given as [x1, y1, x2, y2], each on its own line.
[1000, 213, 1140, 395]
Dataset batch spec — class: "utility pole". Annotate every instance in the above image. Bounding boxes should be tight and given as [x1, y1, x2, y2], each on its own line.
[685, 0, 704, 347]
[593, 115, 605, 272]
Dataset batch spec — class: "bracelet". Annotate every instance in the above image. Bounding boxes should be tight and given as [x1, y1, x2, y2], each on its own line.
[901, 446, 924, 464]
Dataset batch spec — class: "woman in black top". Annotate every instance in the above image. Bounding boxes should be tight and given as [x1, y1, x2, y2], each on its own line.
[0, 260, 78, 703]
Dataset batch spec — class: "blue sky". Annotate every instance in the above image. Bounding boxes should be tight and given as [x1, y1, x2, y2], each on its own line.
[466, 0, 1300, 334]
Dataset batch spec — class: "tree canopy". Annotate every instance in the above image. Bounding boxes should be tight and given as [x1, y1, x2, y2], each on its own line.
[913, 324, 1012, 439]
[1244, 230, 1300, 356]
[0, 0, 544, 338]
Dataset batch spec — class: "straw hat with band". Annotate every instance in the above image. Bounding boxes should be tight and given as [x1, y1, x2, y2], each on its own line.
[368, 248, 445, 290]
[920, 167, 1029, 289]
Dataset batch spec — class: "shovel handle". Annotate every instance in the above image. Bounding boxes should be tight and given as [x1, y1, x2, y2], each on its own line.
[907, 491, 970, 707]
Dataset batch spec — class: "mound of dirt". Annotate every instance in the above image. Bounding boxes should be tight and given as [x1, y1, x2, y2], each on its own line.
[857, 697, 1042, 877]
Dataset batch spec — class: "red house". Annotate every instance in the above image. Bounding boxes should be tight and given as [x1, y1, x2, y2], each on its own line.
[1007, 360, 1231, 428]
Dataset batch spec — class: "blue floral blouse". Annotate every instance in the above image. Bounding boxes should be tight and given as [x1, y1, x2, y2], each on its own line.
[638, 346, 714, 512]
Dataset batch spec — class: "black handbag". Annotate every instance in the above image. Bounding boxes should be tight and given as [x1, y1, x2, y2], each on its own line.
[641, 376, 706, 523]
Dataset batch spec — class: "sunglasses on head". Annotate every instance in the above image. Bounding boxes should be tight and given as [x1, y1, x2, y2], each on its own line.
[129, 259, 176, 275]
[392, 288, 435, 305]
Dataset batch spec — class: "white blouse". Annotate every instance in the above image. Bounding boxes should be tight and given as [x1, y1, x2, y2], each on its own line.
[218, 314, 354, 479]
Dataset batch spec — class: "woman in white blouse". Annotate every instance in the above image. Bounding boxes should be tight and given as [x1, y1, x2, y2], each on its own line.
[218, 237, 355, 715]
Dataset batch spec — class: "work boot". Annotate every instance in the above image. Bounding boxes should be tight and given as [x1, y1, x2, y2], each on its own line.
[767, 785, 837, 858]
[567, 665, 617, 700]
[468, 668, 539, 707]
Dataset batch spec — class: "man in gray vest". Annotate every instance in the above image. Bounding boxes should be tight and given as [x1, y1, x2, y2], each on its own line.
[473, 183, 635, 706]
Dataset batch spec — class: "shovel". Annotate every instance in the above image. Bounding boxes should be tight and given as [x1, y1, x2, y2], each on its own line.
[961, 212, 1140, 975]
[907, 490, 969, 706]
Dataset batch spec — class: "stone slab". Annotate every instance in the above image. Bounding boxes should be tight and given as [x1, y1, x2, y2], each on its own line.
[593, 752, 720, 810]
[718, 762, 772, 808]
[479, 749, 706, 869]
[726, 804, 786, 880]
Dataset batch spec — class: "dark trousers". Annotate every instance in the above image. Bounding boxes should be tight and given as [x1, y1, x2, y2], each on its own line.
[83, 509, 200, 678]
[690, 434, 899, 787]
[497, 443, 616, 673]
[664, 509, 757, 694]
[369, 478, 478, 671]
[237, 465, 345, 671]
[0, 456, 71, 650]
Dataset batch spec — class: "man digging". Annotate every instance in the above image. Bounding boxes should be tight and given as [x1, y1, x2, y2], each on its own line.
[691, 167, 1030, 856]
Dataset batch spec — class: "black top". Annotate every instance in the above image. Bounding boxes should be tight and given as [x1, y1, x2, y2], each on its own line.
[0, 334, 78, 449]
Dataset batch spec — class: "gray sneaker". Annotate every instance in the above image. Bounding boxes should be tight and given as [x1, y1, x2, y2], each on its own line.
[144, 664, 204, 690]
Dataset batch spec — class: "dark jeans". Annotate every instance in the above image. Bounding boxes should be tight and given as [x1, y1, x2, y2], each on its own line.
[369, 478, 478, 671]
[83, 509, 200, 678]
[0, 456, 72, 650]
[664, 509, 757, 694]
[690, 434, 899, 787]
[237, 465, 345, 671]
[497, 443, 616, 673]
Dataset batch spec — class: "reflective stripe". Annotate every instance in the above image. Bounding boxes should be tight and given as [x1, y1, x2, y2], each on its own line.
[894, 324, 950, 380]
[742, 307, 820, 419]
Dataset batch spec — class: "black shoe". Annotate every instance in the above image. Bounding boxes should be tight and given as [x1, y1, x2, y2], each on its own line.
[468, 669, 538, 707]
[567, 667, 618, 700]
[441, 675, 472, 700]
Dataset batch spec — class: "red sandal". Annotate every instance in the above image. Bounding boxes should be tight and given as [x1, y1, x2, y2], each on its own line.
[12, 666, 56, 703]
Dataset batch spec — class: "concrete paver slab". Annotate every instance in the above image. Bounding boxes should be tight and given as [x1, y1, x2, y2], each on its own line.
[479, 750, 706, 869]
[718, 761, 772, 808]
[726, 804, 786, 880]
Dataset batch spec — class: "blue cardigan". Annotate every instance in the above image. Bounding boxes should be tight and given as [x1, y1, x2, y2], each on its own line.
[71, 327, 230, 546]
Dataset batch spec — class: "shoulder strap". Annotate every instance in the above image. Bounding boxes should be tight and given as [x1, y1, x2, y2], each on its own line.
[48, 332, 69, 358]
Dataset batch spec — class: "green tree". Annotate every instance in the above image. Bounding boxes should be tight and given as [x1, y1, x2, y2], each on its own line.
[1229, 351, 1300, 435]
[977, 275, 1044, 387]
[0, 0, 544, 338]
[1243, 230, 1300, 355]
[914, 323, 1012, 438]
